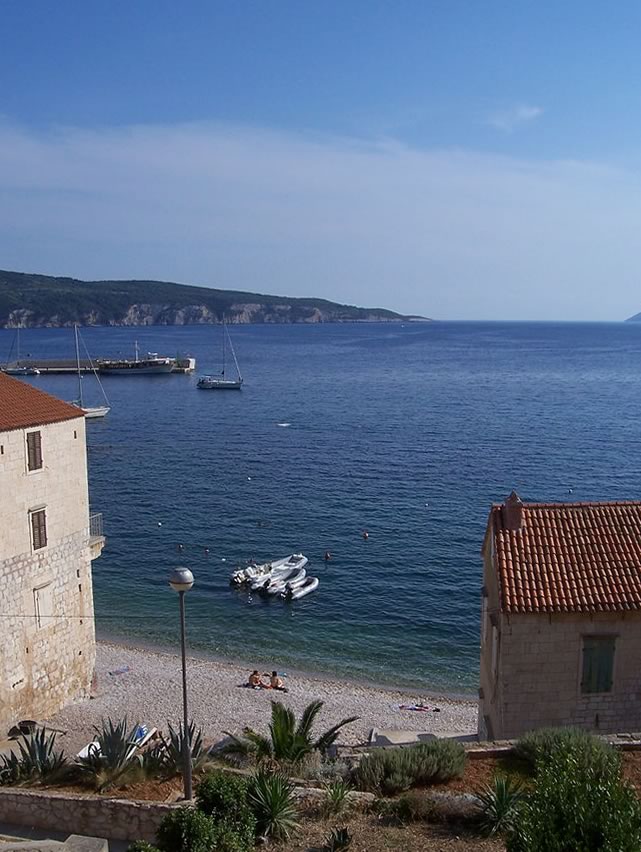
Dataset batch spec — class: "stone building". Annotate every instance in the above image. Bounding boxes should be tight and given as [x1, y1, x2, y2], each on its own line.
[0, 373, 104, 732]
[479, 491, 641, 740]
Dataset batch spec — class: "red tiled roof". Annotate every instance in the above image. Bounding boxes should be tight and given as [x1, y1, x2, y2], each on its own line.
[0, 372, 83, 431]
[491, 499, 641, 614]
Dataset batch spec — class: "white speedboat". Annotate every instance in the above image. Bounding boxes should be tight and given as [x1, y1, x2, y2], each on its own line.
[231, 561, 270, 585]
[247, 553, 308, 591]
[287, 577, 320, 600]
[265, 567, 306, 595]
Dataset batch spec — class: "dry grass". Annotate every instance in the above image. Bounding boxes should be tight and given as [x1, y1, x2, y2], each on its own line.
[281, 811, 504, 851]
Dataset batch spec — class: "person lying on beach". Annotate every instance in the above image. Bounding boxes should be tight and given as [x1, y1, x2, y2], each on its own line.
[269, 671, 288, 692]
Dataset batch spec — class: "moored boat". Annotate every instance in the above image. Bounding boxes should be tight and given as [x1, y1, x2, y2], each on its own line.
[286, 577, 320, 600]
[70, 325, 111, 419]
[246, 553, 308, 591]
[98, 342, 174, 375]
[197, 317, 243, 390]
[264, 566, 307, 595]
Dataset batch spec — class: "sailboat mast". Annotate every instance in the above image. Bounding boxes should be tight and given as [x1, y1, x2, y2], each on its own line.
[74, 324, 83, 407]
[16, 328, 20, 364]
[221, 315, 226, 378]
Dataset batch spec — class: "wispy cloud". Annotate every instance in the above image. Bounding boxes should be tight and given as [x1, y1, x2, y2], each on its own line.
[488, 104, 544, 133]
[0, 119, 638, 320]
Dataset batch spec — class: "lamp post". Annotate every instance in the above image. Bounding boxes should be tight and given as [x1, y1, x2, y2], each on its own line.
[169, 566, 195, 800]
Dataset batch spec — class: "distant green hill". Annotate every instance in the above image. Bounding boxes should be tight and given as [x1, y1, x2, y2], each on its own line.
[0, 269, 426, 327]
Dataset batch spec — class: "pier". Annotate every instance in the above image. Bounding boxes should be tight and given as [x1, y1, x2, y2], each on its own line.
[4, 357, 196, 374]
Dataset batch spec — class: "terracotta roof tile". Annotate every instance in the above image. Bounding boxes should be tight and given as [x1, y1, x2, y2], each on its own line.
[491, 499, 641, 614]
[0, 373, 83, 432]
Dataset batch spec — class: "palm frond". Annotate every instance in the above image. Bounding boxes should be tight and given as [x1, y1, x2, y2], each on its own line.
[314, 716, 360, 754]
[296, 700, 323, 740]
[269, 702, 297, 761]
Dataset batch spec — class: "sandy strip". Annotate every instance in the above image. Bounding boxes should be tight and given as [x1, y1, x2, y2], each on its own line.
[47, 642, 478, 754]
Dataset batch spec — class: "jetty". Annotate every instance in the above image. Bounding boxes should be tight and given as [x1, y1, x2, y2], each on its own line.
[3, 357, 196, 374]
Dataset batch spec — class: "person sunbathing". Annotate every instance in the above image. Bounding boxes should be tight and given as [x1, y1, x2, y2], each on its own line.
[248, 670, 263, 688]
[269, 671, 288, 692]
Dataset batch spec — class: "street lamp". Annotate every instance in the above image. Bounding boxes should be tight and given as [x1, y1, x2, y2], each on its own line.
[169, 566, 195, 800]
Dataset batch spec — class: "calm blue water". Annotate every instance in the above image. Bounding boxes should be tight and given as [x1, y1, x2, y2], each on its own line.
[4, 321, 641, 695]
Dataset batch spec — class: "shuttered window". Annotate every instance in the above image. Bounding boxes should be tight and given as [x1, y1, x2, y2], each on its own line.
[31, 509, 47, 550]
[26, 431, 42, 471]
[581, 636, 615, 694]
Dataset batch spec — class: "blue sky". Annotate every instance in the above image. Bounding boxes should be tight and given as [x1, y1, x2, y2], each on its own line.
[2, 1, 641, 319]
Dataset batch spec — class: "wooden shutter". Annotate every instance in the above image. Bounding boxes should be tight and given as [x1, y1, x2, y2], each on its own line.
[581, 636, 615, 694]
[31, 509, 47, 550]
[27, 431, 42, 471]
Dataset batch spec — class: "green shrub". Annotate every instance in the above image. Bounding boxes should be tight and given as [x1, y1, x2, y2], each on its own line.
[514, 727, 613, 773]
[323, 826, 352, 851]
[156, 807, 218, 852]
[476, 775, 525, 836]
[374, 791, 433, 824]
[127, 843, 161, 852]
[248, 769, 299, 840]
[195, 770, 255, 848]
[322, 778, 352, 817]
[507, 742, 641, 851]
[397, 790, 434, 822]
[355, 740, 466, 794]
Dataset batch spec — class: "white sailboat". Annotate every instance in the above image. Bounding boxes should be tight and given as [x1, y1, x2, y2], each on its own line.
[2, 328, 40, 375]
[197, 317, 243, 390]
[71, 325, 111, 419]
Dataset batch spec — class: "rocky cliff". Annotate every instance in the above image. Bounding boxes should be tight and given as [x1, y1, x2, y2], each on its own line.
[0, 270, 427, 327]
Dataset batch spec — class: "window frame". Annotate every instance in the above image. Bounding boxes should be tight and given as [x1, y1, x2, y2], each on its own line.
[26, 430, 43, 473]
[580, 634, 617, 696]
[30, 507, 48, 551]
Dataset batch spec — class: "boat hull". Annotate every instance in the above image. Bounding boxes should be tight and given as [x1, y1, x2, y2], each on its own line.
[288, 577, 320, 600]
[99, 362, 174, 375]
[83, 405, 111, 419]
[197, 376, 243, 390]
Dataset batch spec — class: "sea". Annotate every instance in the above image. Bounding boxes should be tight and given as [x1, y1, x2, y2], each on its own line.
[4, 321, 641, 696]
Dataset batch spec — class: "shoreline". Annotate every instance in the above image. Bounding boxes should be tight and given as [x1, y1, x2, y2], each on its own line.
[48, 640, 479, 754]
[96, 630, 478, 704]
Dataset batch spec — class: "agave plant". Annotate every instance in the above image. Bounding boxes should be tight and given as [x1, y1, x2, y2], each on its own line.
[0, 729, 67, 786]
[248, 769, 300, 840]
[322, 778, 352, 817]
[76, 717, 142, 791]
[0, 750, 22, 786]
[16, 728, 68, 782]
[477, 775, 525, 836]
[323, 826, 352, 852]
[160, 721, 208, 775]
[224, 700, 358, 765]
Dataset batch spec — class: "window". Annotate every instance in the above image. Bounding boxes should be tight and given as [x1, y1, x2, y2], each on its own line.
[26, 431, 42, 471]
[33, 582, 53, 629]
[30, 509, 47, 550]
[581, 635, 615, 694]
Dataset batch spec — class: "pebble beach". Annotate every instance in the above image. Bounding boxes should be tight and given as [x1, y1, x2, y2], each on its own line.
[47, 641, 478, 754]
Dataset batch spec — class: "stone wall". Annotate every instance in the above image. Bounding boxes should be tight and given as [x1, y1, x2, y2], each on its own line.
[0, 416, 99, 732]
[0, 788, 178, 843]
[497, 611, 641, 738]
[479, 536, 641, 740]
